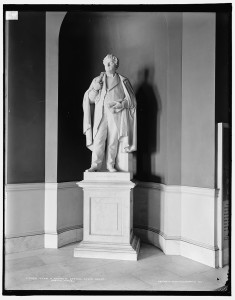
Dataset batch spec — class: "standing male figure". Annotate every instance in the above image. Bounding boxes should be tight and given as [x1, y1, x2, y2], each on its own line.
[83, 54, 137, 172]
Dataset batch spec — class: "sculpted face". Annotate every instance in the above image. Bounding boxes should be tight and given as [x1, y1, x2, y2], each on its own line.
[104, 57, 116, 75]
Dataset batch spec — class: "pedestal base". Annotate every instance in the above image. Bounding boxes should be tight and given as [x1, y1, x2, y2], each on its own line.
[74, 172, 140, 261]
[74, 234, 140, 261]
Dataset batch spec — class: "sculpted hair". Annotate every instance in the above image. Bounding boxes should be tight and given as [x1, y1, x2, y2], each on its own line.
[103, 54, 119, 69]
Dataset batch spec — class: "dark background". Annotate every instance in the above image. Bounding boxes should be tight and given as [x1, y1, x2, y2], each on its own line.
[6, 12, 45, 183]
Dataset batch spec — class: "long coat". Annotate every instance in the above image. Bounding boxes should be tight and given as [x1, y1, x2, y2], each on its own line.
[83, 73, 137, 152]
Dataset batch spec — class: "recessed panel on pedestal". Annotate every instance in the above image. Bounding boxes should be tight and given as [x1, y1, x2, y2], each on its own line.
[90, 197, 122, 236]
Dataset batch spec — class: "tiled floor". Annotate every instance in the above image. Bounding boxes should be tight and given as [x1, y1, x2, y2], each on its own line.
[4, 242, 229, 292]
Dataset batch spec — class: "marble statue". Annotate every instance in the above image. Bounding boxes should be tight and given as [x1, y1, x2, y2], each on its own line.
[83, 54, 137, 172]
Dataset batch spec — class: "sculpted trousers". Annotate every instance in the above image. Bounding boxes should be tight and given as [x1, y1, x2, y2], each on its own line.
[91, 106, 119, 169]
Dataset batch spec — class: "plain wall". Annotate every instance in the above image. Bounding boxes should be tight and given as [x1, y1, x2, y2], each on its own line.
[181, 13, 216, 188]
[165, 13, 182, 185]
[6, 12, 45, 184]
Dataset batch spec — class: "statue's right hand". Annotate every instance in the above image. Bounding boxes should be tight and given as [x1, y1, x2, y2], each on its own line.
[93, 78, 103, 91]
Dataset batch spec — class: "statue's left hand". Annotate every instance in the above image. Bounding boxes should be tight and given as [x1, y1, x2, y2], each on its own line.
[112, 100, 123, 109]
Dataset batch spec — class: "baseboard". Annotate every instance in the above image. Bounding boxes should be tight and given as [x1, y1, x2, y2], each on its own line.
[134, 181, 221, 268]
[5, 233, 44, 254]
[5, 226, 83, 253]
[223, 247, 229, 266]
[58, 225, 83, 247]
[6, 224, 217, 266]
[180, 239, 219, 268]
[44, 225, 83, 248]
[134, 227, 218, 268]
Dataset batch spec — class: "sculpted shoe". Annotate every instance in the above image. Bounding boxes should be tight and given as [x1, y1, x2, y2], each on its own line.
[86, 166, 98, 172]
[107, 166, 117, 172]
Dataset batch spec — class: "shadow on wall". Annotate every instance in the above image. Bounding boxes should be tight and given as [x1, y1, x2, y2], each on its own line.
[134, 67, 162, 183]
[133, 68, 163, 246]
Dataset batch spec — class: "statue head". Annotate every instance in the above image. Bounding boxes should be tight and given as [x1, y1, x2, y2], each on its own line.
[103, 54, 119, 71]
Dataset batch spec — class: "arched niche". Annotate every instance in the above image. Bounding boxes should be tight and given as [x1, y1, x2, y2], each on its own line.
[58, 11, 168, 182]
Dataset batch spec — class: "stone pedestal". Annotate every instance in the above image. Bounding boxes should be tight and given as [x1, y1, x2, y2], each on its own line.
[74, 172, 140, 260]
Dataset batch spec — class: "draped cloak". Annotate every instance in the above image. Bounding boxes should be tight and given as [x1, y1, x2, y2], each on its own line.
[83, 73, 137, 152]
